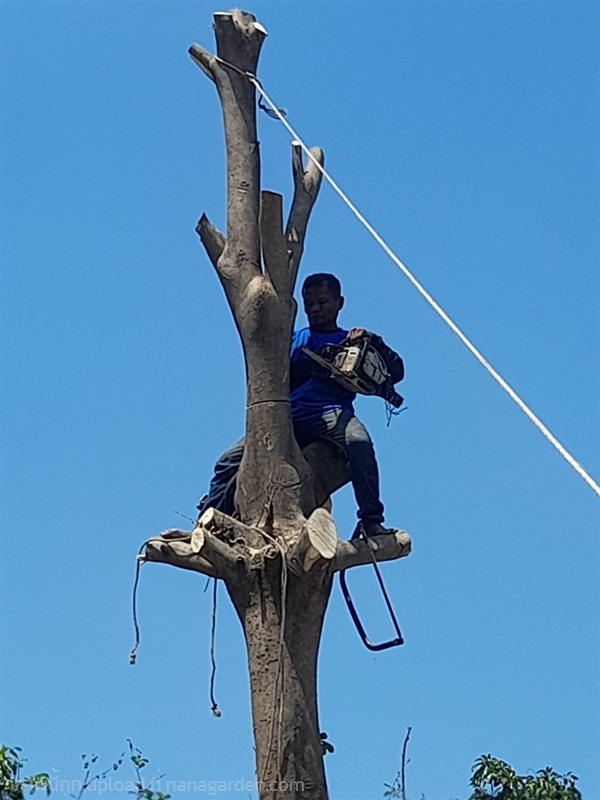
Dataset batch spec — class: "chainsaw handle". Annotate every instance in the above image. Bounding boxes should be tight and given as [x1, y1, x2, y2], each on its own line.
[339, 567, 404, 651]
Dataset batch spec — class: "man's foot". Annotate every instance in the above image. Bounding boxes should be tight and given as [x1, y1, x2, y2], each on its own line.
[364, 522, 397, 537]
[160, 528, 192, 541]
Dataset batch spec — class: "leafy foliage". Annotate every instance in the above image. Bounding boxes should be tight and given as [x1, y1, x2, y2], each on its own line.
[0, 745, 50, 799]
[383, 767, 427, 800]
[468, 755, 581, 800]
[126, 740, 170, 800]
[382, 746, 582, 800]
[383, 769, 427, 800]
[3, 743, 583, 800]
[0, 743, 169, 800]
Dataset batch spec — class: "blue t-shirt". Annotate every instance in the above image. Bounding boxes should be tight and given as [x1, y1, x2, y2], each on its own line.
[290, 327, 356, 421]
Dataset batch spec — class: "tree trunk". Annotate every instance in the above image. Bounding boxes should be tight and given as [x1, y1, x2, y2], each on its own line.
[143, 11, 411, 799]
[228, 566, 332, 799]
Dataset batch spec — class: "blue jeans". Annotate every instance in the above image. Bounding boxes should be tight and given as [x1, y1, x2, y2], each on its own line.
[198, 409, 385, 526]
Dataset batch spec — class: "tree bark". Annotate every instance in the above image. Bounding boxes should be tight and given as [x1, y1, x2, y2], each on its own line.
[228, 565, 332, 799]
[143, 11, 411, 799]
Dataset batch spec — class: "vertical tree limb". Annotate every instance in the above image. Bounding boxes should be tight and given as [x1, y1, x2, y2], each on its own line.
[260, 190, 292, 296]
[286, 143, 325, 289]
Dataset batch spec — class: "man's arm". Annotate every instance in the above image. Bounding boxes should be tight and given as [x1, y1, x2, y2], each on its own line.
[344, 329, 405, 384]
[371, 334, 405, 384]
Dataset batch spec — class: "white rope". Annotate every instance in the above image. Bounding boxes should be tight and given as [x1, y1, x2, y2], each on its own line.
[250, 76, 600, 499]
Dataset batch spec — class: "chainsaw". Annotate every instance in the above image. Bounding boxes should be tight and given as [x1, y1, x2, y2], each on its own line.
[301, 333, 404, 408]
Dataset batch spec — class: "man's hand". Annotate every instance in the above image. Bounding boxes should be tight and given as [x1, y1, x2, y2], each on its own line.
[345, 327, 368, 343]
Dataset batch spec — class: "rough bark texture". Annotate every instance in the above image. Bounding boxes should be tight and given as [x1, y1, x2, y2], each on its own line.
[227, 562, 332, 798]
[144, 11, 411, 799]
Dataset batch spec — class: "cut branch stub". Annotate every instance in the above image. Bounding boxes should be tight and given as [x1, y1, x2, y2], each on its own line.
[304, 507, 338, 570]
[143, 536, 217, 578]
[189, 43, 216, 82]
[190, 525, 205, 553]
[144, 508, 265, 580]
[333, 530, 412, 572]
[260, 191, 291, 295]
[197, 506, 264, 550]
[213, 10, 267, 72]
[196, 214, 225, 267]
[190, 12, 267, 80]
[289, 507, 338, 573]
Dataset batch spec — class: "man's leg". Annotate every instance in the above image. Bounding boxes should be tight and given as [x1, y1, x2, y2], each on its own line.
[342, 415, 386, 530]
[197, 438, 245, 517]
[295, 410, 387, 531]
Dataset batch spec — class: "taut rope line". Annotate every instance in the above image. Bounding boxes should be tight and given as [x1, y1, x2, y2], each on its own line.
[244, 74, 599, 499]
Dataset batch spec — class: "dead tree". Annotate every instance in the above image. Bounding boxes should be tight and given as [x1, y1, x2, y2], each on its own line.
[143, 11, 410, 799]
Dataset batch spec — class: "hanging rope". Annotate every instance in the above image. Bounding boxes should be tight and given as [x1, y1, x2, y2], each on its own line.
[256, 526, 289, 788]
[209, 578, 221, 717]
[243, 73, 600, 500]
[129, 535, 223, 716]
[129, 544, 147, 665]
[129, 536, 194, 665]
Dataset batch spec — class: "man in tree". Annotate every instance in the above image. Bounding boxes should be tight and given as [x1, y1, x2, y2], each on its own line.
[198, 272, 405, 537]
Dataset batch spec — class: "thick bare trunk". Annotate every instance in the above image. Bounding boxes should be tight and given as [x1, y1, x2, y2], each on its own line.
[235, 272, 311, 529]
[228, 565, 331, 800]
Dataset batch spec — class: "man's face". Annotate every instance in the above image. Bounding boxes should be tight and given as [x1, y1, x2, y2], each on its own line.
[302, 284, 344, 332]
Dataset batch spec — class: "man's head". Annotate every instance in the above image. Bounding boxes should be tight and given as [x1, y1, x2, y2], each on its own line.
[301, 273, 344, 332]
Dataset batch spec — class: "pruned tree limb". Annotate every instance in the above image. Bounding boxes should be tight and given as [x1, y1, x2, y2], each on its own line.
[144, 512, 252, 579]
[332, 531, 411, 572]
[260, 191, 291, 295]
[196, 213, 225, 266]
[189, 43, 216, 82]
[199, 506, 264, 549]
[288, 507, 338, 573]
[286, 142, 324, 288]
[143, 536, 218, 578]
[213, 10, 267, 69]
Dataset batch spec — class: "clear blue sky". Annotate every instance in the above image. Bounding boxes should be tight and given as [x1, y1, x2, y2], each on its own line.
[2, 2, 598, 799]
